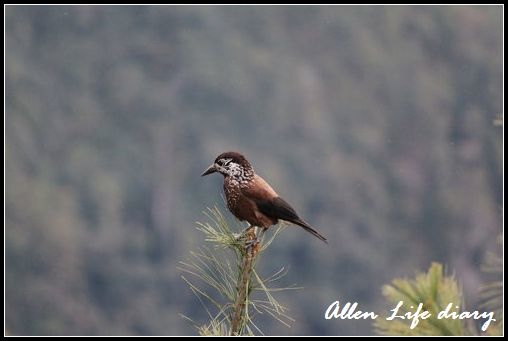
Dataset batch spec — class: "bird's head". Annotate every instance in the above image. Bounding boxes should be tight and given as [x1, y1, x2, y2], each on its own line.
[201, 151, 254, 179]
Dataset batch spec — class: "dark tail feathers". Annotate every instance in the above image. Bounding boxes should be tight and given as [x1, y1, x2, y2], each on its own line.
[291, 219, 327, 243]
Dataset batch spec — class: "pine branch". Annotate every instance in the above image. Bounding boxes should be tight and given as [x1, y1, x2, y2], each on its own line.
[374, 263, 468, 336]
[230, 226, 257, 335]
[179, 206, 295, 336]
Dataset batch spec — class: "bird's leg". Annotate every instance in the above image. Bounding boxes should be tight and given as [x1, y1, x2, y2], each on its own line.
[244, 226, 259, 250]
[233, 226, 260, 251]
[234, 225, 257, 241]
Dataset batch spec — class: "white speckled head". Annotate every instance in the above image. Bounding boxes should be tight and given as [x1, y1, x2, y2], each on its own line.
[201, 151, 254, 182]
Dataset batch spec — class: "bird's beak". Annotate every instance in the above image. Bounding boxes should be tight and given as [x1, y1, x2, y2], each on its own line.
[201, 163, 217, 176]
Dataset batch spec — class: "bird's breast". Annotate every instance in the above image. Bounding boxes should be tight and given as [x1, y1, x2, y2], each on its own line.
[224, 179, 241, 215]
[223, 177, 275, 228]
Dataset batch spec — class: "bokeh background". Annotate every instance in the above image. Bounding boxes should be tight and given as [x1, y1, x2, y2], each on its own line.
[5, 5, 502, 336]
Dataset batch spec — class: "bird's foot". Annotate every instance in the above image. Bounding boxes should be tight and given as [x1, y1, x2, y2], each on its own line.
[244, 237, 260, 257]
[244, 237, 259, 248]
[240, 226, 259, 256]
[234, 226, 257, 241]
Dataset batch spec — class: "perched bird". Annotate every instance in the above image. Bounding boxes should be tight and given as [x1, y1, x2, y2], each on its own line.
[201, 151, 327, 243]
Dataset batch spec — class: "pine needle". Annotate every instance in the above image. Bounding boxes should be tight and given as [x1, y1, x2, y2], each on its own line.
[179, 205, 298, 335]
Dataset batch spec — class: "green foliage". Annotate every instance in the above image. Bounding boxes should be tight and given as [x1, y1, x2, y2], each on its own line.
[375, 261, 503, 336]
[374, 263, 468, 335]
[179, 207, 297, 335]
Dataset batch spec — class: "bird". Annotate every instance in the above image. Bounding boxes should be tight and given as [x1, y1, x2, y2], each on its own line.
[201, 151, 327, 243]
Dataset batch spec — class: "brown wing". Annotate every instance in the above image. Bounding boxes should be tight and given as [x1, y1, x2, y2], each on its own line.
[237, 175, 279, 227]
[242, 174, 278, 199]
[241, 175, 305, 221]
[241, 175, 327, 243]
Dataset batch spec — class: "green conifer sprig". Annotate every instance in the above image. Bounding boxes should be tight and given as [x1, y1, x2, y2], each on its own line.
[179, 206, 297, 335]
[374, 263, 468, 336]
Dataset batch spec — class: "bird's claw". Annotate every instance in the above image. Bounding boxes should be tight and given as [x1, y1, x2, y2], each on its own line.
[236, 226, 259, 255]
[244, 237, 260, 257]
[235, 226, 257, 241]
[244, 237, 258, 248]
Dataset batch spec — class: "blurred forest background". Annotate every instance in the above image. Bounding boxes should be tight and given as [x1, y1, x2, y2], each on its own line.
[5, 5, 502, 336]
